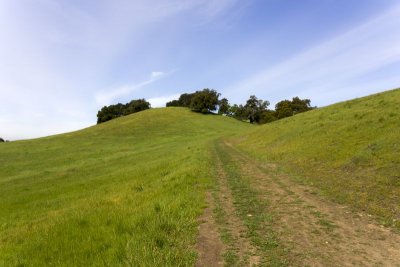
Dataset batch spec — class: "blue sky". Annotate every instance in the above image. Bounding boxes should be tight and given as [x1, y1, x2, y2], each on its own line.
[1, 0, 400, 140]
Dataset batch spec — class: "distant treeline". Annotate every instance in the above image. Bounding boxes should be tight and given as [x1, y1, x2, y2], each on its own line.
[96, 88, 315, 124]
[97, 99, 150, 124]
[166, 88, 315, 124]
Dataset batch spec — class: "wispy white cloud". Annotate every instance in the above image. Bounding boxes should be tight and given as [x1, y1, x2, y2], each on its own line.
[229, 4, 400, 106]
[1, 0, 397, 141]
[1, 0, 231, 139]
[151, 71, 165, 78]
[199, 0, 240, 18]
[95, 71, 169, 106]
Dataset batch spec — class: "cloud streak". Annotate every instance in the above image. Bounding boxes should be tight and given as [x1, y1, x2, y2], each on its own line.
[95, 71, 168, 106]
[1, 1, 398, 140]
[229, 4, 400, 105]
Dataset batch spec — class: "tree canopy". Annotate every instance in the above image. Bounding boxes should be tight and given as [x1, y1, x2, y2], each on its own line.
[165, 90, 315, 124]
[226, 95, 315, 124]
[166, 89, 220, 114]
[218, 98, 230, 115]
[275, 100, 293, 119]
[0, 137, 4, 142]
[97, 99, 150, 124]
[275, 97, 314, 119]
[244, 95, 270, 123]
[166, 93, 195, 107]
[190, 89, 220, 113]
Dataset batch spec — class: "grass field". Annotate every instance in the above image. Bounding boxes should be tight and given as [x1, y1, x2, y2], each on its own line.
[0, 108, 249, 266]
[232, 88, 400, 229]
[1, 88, 399, 266]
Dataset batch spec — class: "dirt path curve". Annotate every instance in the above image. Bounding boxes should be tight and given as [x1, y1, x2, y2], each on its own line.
[223, 140, 400, 266]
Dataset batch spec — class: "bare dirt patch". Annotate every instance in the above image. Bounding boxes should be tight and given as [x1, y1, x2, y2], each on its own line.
[195, 192, 224, 267]
[224, 141, 400, 266]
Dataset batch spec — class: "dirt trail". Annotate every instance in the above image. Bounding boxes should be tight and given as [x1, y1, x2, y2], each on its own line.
[223, 141, 400, 266]
[195, 192, 224, 267]
[195, 144, 260, 267]
[213, 149, 260, 266]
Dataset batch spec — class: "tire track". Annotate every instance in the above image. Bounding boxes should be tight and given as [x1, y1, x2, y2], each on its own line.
[223, 140, 400, 266]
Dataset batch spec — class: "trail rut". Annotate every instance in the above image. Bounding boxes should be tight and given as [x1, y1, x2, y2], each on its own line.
[195, 192, 224, 267]
[224, 141, 400, 266]
[195, 144, 261, 266]
[196, 140, 400, 266]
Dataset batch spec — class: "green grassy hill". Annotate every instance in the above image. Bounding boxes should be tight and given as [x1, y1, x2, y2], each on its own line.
[0, 108, 249, 266]
[1, 89, 399, 266]
[231, 88, 400, 228]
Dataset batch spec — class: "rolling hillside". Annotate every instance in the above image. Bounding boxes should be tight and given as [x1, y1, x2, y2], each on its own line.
[204, 88, 400, 266]
[1, 89, 399, 266]
[232, 88, 400, 228]
[0, 108, 249, 266]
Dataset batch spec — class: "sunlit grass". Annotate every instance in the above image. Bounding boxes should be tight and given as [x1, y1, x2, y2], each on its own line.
[233, 88, 400, 229]
[0, 108, 249, 266]
[1, 88, 398, 266]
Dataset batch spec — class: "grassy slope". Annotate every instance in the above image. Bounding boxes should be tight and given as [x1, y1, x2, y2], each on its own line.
[1, 89, 399, 266]
[232, 88, 400, 228]
[0, 108, 249, 266]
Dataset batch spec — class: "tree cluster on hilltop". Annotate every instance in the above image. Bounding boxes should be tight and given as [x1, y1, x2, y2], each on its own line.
[167, 89, 315, 124]
[97, 99, 151, 124]
[166, 93, 195, 108]
[0, 137, 4, 142]
[166, 89, 220, 114]
[95, 89, 315, 125]
[226, 95, 315, 124]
